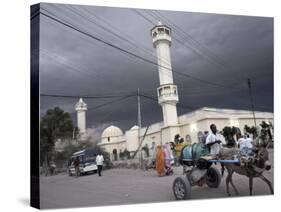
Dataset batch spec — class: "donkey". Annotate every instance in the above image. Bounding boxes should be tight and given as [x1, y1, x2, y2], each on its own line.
[219, 145, 273, 196]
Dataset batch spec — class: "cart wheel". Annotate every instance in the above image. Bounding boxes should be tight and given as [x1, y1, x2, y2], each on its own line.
[206, 167, 221, 188]
[173, 176, 191, 200]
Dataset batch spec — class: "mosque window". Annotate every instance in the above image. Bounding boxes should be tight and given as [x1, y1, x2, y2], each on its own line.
[107, 137, 110, 142]
[153, 31, 157, 37]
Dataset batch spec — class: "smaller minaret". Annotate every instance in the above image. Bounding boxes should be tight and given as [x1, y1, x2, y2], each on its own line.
[75, 98, 87, 137]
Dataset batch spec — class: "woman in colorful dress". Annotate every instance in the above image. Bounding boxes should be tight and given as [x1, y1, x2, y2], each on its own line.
[155, 145, 165, 177]
[163, 144, 173, 175]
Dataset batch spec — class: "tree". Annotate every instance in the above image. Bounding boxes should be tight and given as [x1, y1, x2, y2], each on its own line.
[40, 107, 74, 166]
[174, 134, 184, 144]
[222, 126, 239, 147]
[244, 125, 258, 139]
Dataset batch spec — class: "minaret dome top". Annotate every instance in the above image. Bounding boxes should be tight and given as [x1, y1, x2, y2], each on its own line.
[75, 98, 87, 111]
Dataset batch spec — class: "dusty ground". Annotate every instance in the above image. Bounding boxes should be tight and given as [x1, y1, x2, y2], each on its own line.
[40, 149, 274, 209]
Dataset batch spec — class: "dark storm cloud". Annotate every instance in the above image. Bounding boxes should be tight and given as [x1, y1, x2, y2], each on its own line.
[37, 3, 273, 131]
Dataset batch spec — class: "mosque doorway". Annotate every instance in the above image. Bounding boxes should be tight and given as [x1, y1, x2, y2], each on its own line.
[112, 149, 118, 161]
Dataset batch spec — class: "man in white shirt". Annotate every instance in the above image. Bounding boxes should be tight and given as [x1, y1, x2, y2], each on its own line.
[245, 134, 253, 145]
[240, 134, 253, 155]
[206, 124, 223, 155]
[96, 153, 104, 177]
[236, 133, 245, 148]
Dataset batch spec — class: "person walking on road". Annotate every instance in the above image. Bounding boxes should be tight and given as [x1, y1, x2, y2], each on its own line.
[74, 157, 80, 178]
[155, 145, 165, 177]
[163, 144, 173, 175]
[96, 152, 104, 177]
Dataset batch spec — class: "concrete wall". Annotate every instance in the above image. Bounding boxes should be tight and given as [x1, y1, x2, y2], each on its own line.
[125, 128, 139, 152]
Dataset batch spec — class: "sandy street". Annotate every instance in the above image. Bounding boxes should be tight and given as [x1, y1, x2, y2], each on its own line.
[40, 149, 274, 209]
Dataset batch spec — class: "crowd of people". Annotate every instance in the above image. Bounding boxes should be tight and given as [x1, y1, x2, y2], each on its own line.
[154, 123, 256, 177]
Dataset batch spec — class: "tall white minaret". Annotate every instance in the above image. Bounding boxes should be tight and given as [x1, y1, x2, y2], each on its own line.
[151, 22, 179, 127]
[75, 98, 87, 137]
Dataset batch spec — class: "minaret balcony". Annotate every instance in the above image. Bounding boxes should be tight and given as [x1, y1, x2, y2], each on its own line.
[151, 25, 172, 47]
[157, 84, 179, 104]
[76, 106, 87, 111]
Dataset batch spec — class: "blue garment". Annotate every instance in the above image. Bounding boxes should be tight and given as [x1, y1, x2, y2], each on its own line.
[240, 147, 253, 156]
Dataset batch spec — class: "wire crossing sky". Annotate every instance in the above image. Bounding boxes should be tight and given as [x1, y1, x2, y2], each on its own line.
[35, 3, 273, 131]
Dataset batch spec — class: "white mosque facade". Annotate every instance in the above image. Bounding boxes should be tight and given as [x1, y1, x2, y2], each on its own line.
[72, 22, 273, 160]
[97, 108, 273, 160]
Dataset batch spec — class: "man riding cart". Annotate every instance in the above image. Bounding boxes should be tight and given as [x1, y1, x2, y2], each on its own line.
[173, 124, 241, 200]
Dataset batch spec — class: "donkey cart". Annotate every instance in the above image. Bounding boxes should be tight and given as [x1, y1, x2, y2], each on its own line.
[172, 144, 239, 200]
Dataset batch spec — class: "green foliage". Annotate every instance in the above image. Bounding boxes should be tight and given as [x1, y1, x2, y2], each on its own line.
[174, 134, 184, 144]
[222, 126, 239, 147]
[244, 125, 258, 138]
[40, 107, 74, 166]
[260, 121, 270, 129]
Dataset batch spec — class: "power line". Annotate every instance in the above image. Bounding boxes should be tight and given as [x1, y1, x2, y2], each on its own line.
[37, 7, 272, 115]
[73, 6, 173, 70]
[95, 95, 137, 123]
[142, 9, 250, 85]
[40, 49, 101, 80]
[41, 6, 175, 82]
[139, 93, 196, 111]
[39, 9, 230, 89]
[139, 92, 272, 113]
[132, 9, 155, 25]
[40, 93, 135, 99]
[152, 10, 229, 67]
[148, 10, 244, 78]
[87, 94, 136, 111]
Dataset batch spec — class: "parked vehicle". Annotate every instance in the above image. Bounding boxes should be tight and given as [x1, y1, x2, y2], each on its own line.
[68, 148, 98, 176]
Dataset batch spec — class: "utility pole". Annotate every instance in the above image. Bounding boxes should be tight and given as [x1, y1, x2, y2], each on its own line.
[137, 88, 142, 129]
[247, 78, 257, 128]
[137, 88, 142, 167]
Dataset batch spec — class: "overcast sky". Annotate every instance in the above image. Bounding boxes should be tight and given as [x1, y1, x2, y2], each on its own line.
[36, 3, 273, 131]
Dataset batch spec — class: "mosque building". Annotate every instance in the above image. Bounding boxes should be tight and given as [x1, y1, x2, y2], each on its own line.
[73, 22, 273, 160]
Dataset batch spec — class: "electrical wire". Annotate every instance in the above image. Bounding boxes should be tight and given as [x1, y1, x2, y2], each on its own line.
[39, 9, 231, 89]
